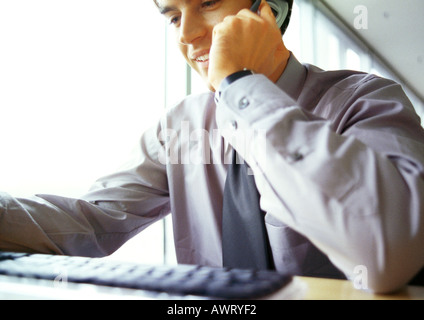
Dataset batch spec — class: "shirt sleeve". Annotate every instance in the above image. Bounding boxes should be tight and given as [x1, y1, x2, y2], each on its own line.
[0, 123, 170, 257]
[215, 73, 424, 293]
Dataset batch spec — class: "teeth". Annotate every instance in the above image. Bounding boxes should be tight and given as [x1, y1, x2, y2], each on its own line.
[196, 53, 209, 62]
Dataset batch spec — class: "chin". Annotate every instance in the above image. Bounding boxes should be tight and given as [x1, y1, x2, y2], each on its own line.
[207, 84, 215, 92]
[190, 67, 215, 92]
[200, 73, 215, 92]
[204, 78, 215, 92]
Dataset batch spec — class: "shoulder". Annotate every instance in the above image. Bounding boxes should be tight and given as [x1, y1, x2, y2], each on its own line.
[160, 91, 216, 129]
[303, 63, 387, 95]
[302, 63, 417, 119]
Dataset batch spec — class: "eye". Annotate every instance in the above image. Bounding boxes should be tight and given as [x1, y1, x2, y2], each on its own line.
[168, 15, 181, 27]
[201, 0, 221, 9]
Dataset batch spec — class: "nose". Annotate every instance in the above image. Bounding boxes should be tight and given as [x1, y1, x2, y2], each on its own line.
[178, 13, 207, 45]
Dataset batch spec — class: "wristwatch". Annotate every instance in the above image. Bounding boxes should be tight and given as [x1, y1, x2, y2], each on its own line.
[217, 69, 254, 99]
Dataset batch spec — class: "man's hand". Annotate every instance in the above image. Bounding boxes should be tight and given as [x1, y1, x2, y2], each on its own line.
[208, 0, 289, 90]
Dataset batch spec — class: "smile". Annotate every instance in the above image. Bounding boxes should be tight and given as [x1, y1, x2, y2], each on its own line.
[195, 53, 210, 62]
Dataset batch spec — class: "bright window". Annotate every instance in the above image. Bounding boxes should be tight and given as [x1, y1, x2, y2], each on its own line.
[0, 0, 170, 264]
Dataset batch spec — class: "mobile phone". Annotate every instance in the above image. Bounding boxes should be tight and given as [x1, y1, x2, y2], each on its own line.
[250, 0, 261, 12]
[250, 0, 289, 29]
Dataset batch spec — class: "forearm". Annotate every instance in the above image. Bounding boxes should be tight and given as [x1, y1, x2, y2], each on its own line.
[0, 125, 171, 257]
[0, 192, 65, 254]
[216, 74, 424, 293]
[0, 192, 166, 257]
[257, 121, 424, 293]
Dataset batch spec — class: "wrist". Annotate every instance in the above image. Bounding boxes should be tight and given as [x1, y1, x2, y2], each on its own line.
[217, 69, 254, 99]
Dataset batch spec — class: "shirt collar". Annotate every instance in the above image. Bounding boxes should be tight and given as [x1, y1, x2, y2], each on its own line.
[275, 53, 307, 102]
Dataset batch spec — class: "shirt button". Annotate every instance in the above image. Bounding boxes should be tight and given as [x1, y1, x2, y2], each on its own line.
[291, 152, 304, 162]
[238, 97, 250, 109]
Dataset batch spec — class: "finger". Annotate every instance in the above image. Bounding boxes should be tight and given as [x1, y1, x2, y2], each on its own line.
[258, 0, 277, 25]
[236, 8, 262, 21]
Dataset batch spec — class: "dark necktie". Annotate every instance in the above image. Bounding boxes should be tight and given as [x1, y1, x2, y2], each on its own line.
[222, 150, 274, 270]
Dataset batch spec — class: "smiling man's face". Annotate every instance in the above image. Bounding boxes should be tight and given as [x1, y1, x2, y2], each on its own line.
[155, 0, 253, 88]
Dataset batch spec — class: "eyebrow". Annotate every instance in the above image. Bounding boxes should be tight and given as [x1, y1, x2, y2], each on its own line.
[158, 5, 176, 15]
[155, 0, 191, 15]
[154, 0, 178, 15]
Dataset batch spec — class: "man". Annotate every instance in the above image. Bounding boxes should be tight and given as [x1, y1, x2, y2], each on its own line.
[1, 0, 424, 293]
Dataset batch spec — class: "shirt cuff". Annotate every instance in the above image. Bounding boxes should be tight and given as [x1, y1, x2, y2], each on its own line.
[215, 70, 254, 102]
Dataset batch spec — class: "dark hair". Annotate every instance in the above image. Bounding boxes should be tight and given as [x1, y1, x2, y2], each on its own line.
[280, 0, 293, 35]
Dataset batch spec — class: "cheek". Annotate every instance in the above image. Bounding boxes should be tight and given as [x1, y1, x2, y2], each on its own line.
[178, 44, 189, 62]
[178, 45, 203, 74]
[178, 45, 193, 67]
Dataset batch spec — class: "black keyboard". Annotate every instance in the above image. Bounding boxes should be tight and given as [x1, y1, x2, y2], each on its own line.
[0, 252, 295, 299]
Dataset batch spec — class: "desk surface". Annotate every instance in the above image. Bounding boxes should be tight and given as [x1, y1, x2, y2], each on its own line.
[298, 276, 424, 300]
